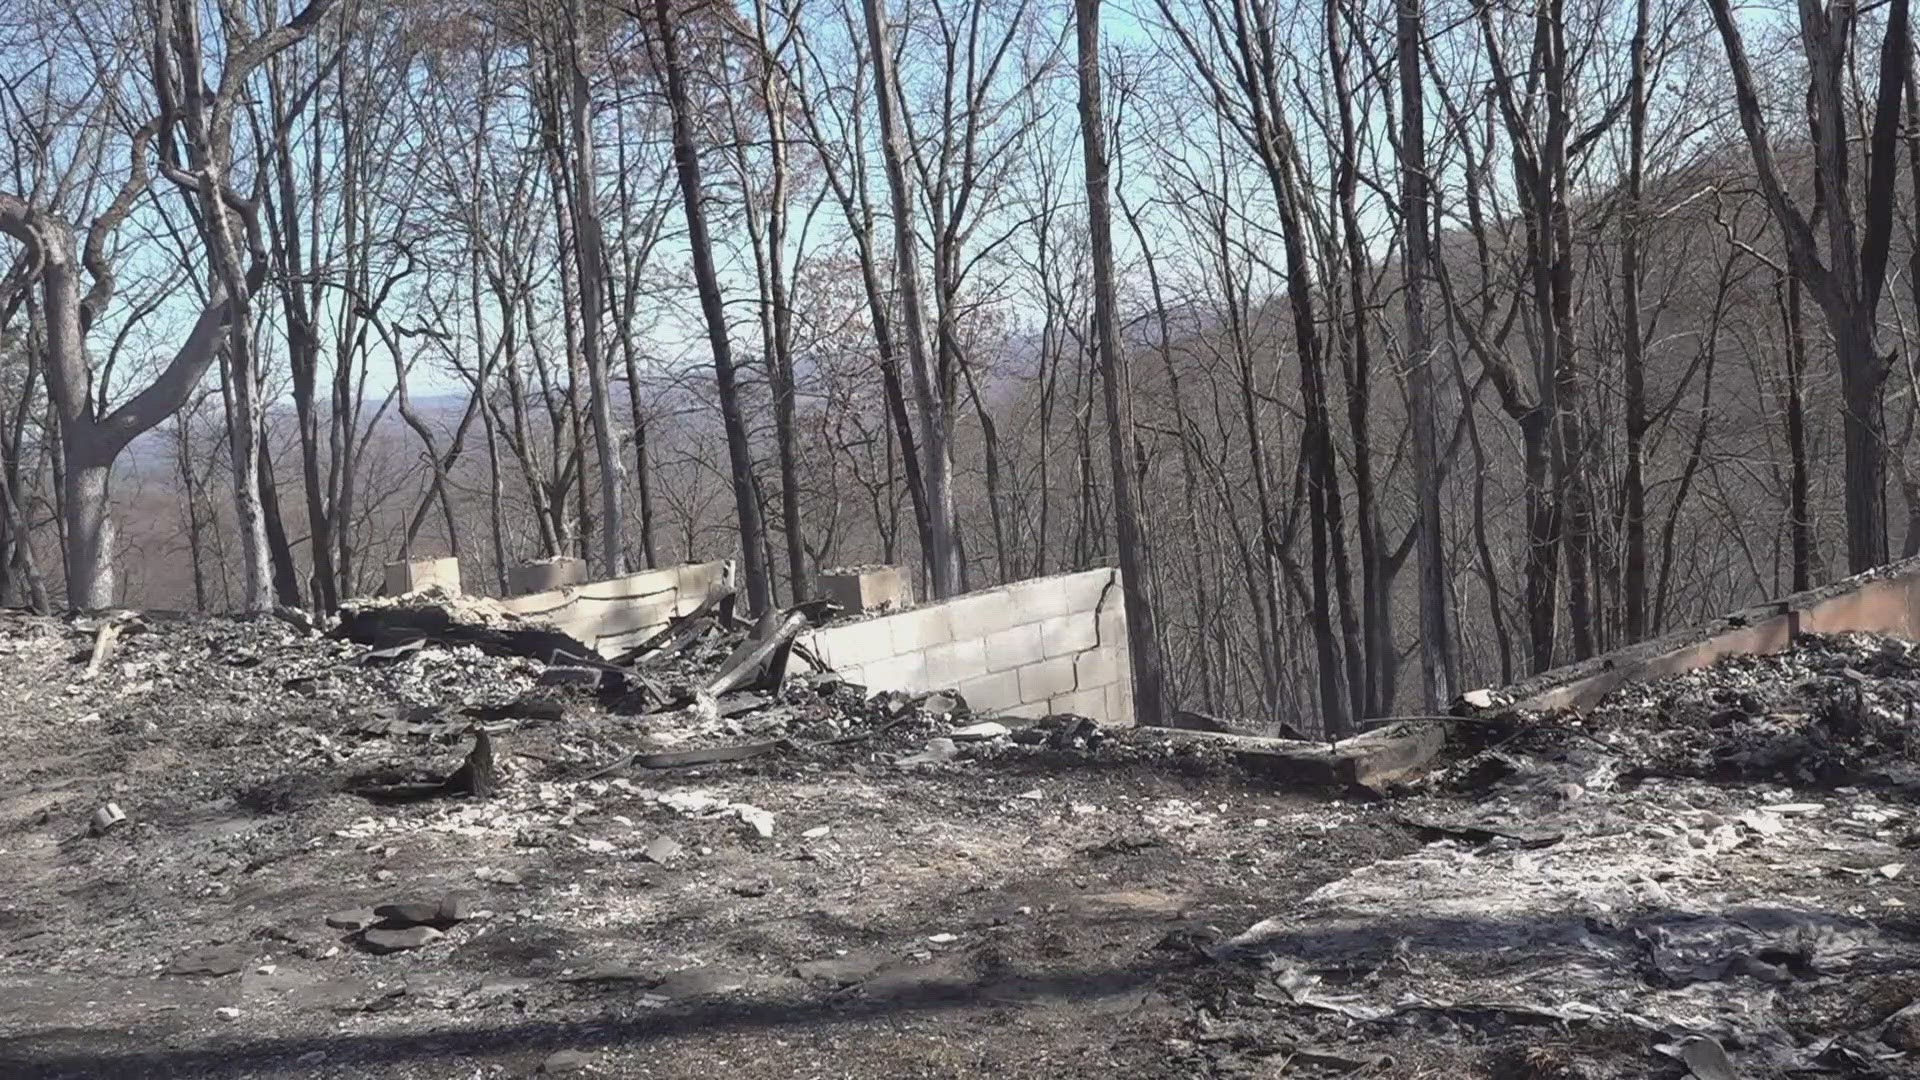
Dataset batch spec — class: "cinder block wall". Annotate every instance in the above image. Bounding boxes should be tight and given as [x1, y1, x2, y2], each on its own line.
[384, 557, 461, 596]
[804, 567, 1134, 726]
[499, 560, 732, 658]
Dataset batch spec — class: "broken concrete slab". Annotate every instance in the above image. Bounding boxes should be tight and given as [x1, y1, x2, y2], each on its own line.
[324, 908, 379, 931]
[540, 1048, 599, 1074]
[733, 805, 775, 838]
[654, 965, 747, 1000]
[641, 836, 683, 864]
[1172, 721, 1449, 792]
[372, 898, 473, 928]
[897, 738, 958, 767]
[360, 926, 444, 954]
[1457, 688, 1498, 711]
[167, 943, 255, 978]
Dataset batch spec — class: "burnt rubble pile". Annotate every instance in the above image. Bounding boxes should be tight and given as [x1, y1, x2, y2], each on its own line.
[11, 602, 1920, 1076]
[24, 583, 1120, 811]
[1572, 632, 1920, 786]
[1202, 634, 1920, 1079]
[2, 605, 548, 733]
[331, 582, 1012, 763]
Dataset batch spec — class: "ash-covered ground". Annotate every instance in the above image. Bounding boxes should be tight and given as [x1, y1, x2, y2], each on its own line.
[0, 613, 1915, 1079]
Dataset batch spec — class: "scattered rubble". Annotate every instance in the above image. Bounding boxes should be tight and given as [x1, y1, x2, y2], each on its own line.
[733, 804, 776, 838]
[1200, 632, 1920, 1078]
[6, 602, 1920, 1078]
[86, 802, 125, 836]
[950, 721, 1009, 741]
[1527, 631, 1920, 787]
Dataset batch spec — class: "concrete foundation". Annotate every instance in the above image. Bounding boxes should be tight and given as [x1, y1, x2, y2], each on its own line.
[384, 557, 461, 596]
[804, 567, 1133, 726]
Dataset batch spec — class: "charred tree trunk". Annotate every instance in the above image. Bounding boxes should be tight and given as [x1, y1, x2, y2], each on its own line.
[258, 439, 303, 608]
[1, 192, 235, 609]
[563, 0, 626, 580]
[653, 0, 773, 614]
[1709, 0, 1908, 574]
[860, 0, 963, 599]
[1396, 0, 1456, 706]
[1620, 0, 1651, 640]
[1074, 0, 1166, 726]
[1784, 274, 1815, 592]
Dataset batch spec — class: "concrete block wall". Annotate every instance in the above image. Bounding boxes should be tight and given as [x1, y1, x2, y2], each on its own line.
[818, 565, 912, 614]
[804, 567, 1134, 726]
[385, 557, 461, 596]
[507, 557, 587, 596]
[498, 560, 732, 658]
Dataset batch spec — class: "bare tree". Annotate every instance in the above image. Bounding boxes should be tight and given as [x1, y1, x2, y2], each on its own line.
[0, 189, 229, 608]
[651, 0, 774, 613]
[1708, 0, 1910, 574]
[859, 0, 963, 599]
[561, 0, 627, 579]
[1073, 0, 1165, 725]
[1397, 0, 1454, 708]
[146, 0, 341, 612]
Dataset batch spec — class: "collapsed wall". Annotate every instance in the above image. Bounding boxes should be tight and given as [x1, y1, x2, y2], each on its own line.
[497, 560, 733, 658]
[802, 567, 1134, 727]
[380, 556, 1135, 726]
[1492, 555, 1920, 711]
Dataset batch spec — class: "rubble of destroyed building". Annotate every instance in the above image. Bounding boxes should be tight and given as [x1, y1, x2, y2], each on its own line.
[0, 559, 1917, 1078]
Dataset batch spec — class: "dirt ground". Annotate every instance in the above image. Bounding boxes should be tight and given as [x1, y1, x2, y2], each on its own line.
[1, 614, 1916, 1079]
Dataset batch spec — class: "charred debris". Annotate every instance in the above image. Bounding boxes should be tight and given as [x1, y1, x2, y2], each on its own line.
[17, 599, 1920, 1077]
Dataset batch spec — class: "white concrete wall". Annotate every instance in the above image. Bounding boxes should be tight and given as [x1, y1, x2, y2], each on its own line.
[804, 567, 1133, 726]
[384, 557, 461, 596]
[499, 560, 732, 658]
